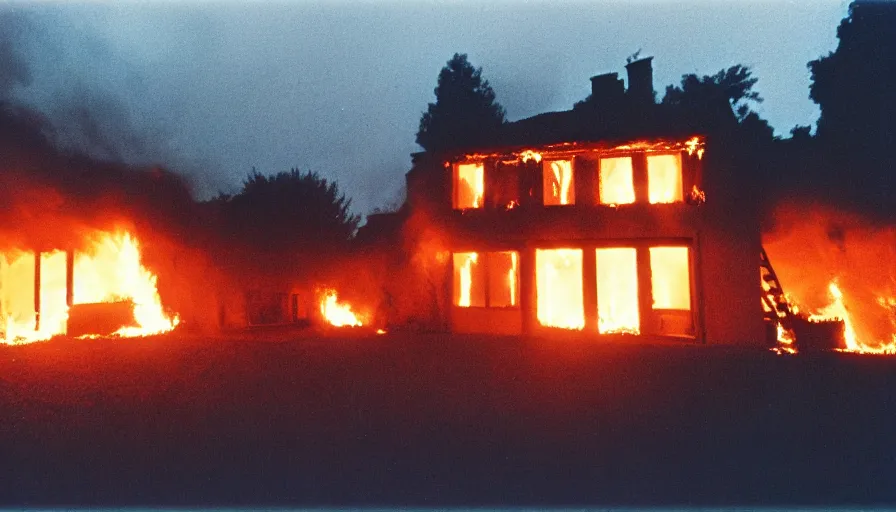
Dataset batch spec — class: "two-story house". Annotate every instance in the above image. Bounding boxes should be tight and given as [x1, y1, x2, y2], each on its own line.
[399, 58, 766, 346]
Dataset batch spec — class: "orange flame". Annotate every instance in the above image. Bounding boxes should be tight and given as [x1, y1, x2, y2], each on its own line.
[319, 289, 365, 327]
[1, 230, 178, 344]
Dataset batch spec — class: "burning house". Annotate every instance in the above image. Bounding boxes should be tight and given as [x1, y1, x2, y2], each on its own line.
[392, 57, 767, 345]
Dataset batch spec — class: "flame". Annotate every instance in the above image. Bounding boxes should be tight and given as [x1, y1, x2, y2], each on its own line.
[454, 252, 479, 308]
[684, 136, 705, 159]
[454, 163, 484, 209]
[0, 230, 178, 344]
[536, 248, 585, 330]
[646, 154, 684, 204]
[806, 281, 896, 354]
[688, 185, 706, 205]
[319, 289, 365, 327]
[519, 150, 542, 163]
[544, 160, 574, 206]
[508, 251, 518, 307]
[596, 248, 640, 334]
[763, 205, 895, 355]
[598, 157, 635, 205]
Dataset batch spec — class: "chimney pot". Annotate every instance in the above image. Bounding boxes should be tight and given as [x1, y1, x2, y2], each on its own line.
[589, 72, 625, 103]
[625, 56, 655, 104]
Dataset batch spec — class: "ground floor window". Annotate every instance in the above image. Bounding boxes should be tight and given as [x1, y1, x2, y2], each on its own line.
[535, 248, 585, 330]
[453, 251, 519, 308]
[649, 246, 691, 310]
[595, 247, 640, 334]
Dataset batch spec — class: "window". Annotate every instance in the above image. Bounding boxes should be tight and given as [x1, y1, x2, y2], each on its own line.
[649, 247, 691, 310]
[595, 248, 640, 334]
[598, 156, 635, 205]
[647, 153, 684, 204]
[488, 251, 519, 307]
[452, 251, 519, 308]
[453, 163, 484, 210]
[543, 159, 575, 205]
[535, 248, 584, 330]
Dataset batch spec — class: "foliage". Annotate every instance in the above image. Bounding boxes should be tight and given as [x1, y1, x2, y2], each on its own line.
[809, 0, 896, 148]
[662, 64, 763, 122]
[220, 168, 360, 252]
[416, 53, 506, 152]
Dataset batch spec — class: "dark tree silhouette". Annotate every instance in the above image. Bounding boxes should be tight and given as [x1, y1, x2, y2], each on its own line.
[808, 0, 896, 216]
[810, 0, 896, 149]
[662, 64, 774, 141]
[220, 168, 360, 252]
[416, 53, 506, 152]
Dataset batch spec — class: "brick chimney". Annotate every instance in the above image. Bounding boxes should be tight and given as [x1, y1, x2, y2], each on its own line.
[625, 56, 654, 104]
[590, 72, 624, 103]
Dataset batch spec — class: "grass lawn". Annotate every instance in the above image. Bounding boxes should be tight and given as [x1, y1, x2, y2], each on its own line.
[1, 331, 895, 506]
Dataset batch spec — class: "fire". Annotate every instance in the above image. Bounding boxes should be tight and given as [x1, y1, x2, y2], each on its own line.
[519, 150, 542, 163]
[805, 281, 896, 354]
[508, 251, 518, 307]
[763, 204, 896, 354]
[536, 248, 585, 330]
[454, 163, 484, 209]
[0, 230, 178, 344]
[598, 156, 636, 205]
[319, 289, 365, 327]
[454, 252, 479, 308]
[544, 160, 574, 206]
[595, 248, 640, 334]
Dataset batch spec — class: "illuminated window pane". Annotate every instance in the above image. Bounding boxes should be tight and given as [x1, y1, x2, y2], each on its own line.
[647, 154, 684, 204]
[543, 160, 575, 205]
[535, 248, 584, 330]
[454, 163, 484, 210]
[488, 251, 519, 308]
[596, 248, 640, 334]
[598, 157, 635, 205]
[453, 252, 485, 307]
[650, 247, 691, 310]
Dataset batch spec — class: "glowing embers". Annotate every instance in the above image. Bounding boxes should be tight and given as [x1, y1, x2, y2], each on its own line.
[595, 248, 640, 334]
[0, 231, 179, 345]
[452, 251, 519, 308]
[453, 162, 484, 210]
[543, 160, 575, 206]
[647, 154, 684, 204]
[319, 289, 365, 327]
[535, 249, 584, 330]
[598, 157, 635, 205]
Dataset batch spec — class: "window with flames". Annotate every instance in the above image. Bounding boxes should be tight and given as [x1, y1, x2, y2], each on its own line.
[452, 251, 520, 308]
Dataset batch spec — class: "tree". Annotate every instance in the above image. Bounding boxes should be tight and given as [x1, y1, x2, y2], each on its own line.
[221, 168, 360, 252]
[807, 1, 896, 218]
[662, 64, 774, 142]
[809, 1, 896, 149]
[416, 53, 506, 152]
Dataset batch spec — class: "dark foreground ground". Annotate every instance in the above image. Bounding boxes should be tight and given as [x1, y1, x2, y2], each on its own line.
[1, 330, 896, 507]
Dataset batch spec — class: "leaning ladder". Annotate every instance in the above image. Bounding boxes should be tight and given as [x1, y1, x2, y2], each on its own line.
[760, 247, 794, 327]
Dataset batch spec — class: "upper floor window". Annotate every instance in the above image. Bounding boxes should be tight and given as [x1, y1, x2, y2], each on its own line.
[453, 163, 484, 210]
[598, 156, 635, 205]
[647, 153, 684, 204]
[543, 159, 575, 206]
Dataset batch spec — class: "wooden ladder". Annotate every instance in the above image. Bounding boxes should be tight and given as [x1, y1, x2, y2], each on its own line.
[760, 247, 794, 326]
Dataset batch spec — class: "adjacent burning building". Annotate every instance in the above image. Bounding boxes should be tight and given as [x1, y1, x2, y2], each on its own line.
[395, 58, 766, 345]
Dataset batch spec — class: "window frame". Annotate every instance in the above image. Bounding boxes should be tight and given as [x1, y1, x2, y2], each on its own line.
[452, 250, 521, 309]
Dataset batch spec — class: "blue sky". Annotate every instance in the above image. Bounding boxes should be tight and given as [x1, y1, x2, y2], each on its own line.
[4, 0, 848, 216]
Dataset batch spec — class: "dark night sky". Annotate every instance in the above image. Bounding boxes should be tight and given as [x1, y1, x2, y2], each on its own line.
[3, 1, 847, 218]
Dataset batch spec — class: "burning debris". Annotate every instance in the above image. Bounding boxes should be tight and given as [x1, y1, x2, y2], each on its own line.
[764, 203, 896, 354]
[1, 230, 179, 344]
[318, 289, 366, 328]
